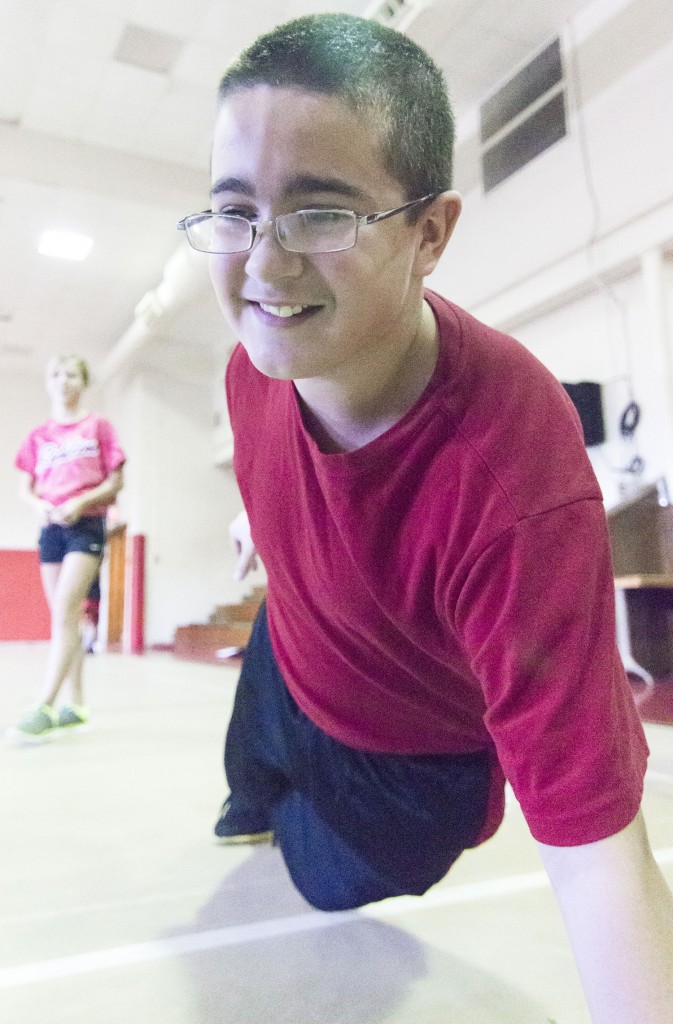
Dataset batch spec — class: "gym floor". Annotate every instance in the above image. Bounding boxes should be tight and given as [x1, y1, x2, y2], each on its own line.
[1, 644, 672, 1024]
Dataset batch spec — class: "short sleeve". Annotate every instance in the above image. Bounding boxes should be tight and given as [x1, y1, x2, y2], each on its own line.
[14, 432, 37, 476]
[454, 498, 648, 846]
[96, 418, 126, 474]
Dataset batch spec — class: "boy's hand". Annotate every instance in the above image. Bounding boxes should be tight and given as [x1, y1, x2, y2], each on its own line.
[229, 510, 258, 580]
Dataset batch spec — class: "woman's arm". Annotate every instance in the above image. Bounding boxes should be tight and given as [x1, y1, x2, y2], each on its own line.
[49, 467, 124, 526]
[538, 808, 673, 1023]
[17, 470, 54, 523]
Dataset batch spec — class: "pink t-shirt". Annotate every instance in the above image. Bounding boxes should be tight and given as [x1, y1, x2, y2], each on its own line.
[15, 414, 125, 517]
[226, 290, 648, 849]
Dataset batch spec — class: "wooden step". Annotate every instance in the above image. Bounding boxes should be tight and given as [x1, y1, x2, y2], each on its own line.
[172, 645, 244, 666]
[174, 623, 252, 649]
[209, 599, 262, 624]
[172, 587, 265, 666]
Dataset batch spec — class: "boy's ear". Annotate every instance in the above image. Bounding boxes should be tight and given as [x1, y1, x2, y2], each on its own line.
[413, 191, 462, 276]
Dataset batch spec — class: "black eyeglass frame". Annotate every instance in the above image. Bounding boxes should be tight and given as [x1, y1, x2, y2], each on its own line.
[176, 193, 442, 254]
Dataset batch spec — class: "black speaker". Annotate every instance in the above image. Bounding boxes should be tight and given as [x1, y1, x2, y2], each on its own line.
[562, 381, 605, 447]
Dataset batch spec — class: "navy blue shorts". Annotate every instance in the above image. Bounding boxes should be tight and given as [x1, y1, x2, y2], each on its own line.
[39, 517, 106, 564]
[224, 603, 491, 912]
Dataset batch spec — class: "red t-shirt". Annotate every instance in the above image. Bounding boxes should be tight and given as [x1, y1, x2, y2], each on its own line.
[15, 414, 126, 517]
[226, 290, 648, 848]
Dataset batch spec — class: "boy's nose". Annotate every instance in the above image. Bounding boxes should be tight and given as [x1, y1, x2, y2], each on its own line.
[243, 225, 304, 282]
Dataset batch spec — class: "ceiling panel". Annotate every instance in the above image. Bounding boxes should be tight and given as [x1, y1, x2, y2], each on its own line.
[0, 0, 630, 378]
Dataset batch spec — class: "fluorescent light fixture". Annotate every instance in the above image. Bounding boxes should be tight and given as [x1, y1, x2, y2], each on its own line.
[38, 230, 93, 260]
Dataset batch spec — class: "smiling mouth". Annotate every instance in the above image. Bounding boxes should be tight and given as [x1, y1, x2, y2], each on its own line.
[258, 302, 318, 318]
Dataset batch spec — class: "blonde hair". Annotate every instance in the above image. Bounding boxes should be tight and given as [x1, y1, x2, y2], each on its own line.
[47, 354, 90, 388]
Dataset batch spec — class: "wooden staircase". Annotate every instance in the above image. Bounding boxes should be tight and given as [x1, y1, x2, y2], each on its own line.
[172, 586, 266, 665]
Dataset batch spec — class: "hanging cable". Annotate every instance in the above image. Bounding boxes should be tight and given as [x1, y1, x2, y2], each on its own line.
[565, 19, 638, 405]
[565, 18, 645, 488]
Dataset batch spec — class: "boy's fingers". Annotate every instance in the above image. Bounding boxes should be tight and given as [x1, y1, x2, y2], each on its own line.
[235, 546, 256, 580]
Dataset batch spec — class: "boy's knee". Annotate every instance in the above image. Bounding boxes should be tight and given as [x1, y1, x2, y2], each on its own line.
[272, 791, 410, 912]
[282, 853, 408, 912]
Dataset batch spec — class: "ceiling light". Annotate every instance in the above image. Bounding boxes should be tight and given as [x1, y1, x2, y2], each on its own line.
[38, 230, 93, 261]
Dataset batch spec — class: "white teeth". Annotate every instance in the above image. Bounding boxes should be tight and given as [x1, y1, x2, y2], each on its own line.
[260, 303, 307, 318]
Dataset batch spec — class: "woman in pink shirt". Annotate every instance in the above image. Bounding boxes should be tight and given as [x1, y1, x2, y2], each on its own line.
[9, 354, 125, 742]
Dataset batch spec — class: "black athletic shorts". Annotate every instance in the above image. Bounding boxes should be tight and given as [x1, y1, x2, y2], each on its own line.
[39, 516, 106, 564]
[224, 602, 492, 912]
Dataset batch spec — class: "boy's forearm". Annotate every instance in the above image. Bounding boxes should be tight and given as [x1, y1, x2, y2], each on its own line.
[538, 810, 673, 1023]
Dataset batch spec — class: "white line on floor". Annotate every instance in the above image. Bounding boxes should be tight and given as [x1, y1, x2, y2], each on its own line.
[1, 847, 672, 990]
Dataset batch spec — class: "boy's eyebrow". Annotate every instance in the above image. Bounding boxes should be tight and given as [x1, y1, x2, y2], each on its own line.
[210, 174, 371, 203]
[283, 175, 371, 201]
[210, 176, 254, 198]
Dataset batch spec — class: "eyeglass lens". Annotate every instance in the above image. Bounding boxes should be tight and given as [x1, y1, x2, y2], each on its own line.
[187, 210, 358, 254]
[278, 211, 357, 253]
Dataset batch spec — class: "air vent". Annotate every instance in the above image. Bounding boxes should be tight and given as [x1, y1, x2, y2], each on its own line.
[114, 24, 183, 75]
[365, 0, 425, 30]
[480, 38, 566, 192]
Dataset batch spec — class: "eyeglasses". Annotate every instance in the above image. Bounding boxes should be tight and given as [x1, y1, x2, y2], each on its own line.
[177, 194, 439, 255]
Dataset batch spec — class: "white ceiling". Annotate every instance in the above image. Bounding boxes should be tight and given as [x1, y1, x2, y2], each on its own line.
[0, 0, 591, 381]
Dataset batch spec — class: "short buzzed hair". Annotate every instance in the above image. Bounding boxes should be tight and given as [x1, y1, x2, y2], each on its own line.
[217, 13, 454, 201]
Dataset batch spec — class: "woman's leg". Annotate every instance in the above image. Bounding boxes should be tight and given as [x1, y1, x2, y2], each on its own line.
[40, 552, 101, 706]
[65, 637, 86, 705]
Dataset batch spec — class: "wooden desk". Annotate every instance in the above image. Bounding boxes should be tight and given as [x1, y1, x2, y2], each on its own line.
[615, 574, 673, 677]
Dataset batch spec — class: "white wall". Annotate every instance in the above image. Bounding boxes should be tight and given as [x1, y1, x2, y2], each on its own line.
[102, 361, 265, 646]
[102, 0, 673, 639]
[512, 269, 673, 508]
[0, 345, 265, 644]
[0, 367, 53, 549]
[6, 0, 672, 641]
[429, 0, 673, 510]
[436, 3, 673, 312]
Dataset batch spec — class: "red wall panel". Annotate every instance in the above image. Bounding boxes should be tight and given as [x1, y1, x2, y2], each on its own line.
[0, 550, 50, 641]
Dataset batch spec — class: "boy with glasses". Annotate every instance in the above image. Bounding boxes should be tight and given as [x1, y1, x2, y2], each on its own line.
[181, 13, 673, 1020]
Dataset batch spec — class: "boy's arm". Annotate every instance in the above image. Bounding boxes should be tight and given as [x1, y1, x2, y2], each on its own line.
[538, 808, 673, 1024]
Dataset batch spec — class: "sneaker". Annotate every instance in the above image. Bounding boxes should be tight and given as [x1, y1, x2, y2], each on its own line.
[214, 796, 273, 845]
[57, 704, 90, 732]
[6, 704, 58, 745]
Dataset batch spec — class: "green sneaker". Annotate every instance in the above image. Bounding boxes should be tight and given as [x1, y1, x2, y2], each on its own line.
[6, 704, 58, 744]
[57, 704, 90, 732]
